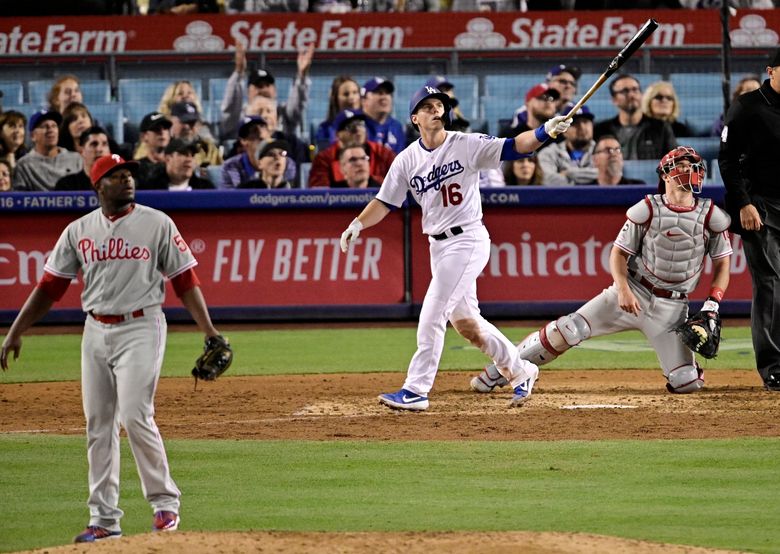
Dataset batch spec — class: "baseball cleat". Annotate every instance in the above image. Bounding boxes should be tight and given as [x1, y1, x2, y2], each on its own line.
[508, 366, 539, 408]
[470, 364, 509, 393]
[378, 388, 429, 411]
[74, 526, 122, 543]
[152, 511, 180, 532]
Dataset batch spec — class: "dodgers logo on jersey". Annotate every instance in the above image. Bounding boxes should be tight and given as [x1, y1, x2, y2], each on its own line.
[409, 160, 465, 196]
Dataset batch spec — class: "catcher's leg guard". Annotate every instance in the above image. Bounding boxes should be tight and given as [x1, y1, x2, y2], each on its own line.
[517, 313, 591, 366]
[666, 365, 704, 394]
[470, 363, 508, 393]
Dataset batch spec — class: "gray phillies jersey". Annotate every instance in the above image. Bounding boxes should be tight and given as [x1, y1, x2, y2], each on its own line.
[44, 204, 197, 314]
[615, 194, 732, 294]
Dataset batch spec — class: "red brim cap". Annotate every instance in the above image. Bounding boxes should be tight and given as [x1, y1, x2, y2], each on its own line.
[90, 154, 139, 187]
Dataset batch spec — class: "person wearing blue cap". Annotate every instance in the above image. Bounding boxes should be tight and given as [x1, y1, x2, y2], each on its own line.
[537, 105, 599, 185]
[221, 115, 273, 188]
[360, 77, 406, 155]
[13, 109, 82, 191]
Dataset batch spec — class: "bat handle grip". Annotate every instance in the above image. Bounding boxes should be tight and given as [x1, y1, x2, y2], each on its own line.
[564, 73, 608, 119]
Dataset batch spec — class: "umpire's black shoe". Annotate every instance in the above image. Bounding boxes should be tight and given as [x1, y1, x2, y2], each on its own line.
[764, 369, 780, 392]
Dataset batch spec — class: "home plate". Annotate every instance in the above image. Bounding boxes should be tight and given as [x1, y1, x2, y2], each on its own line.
[560, 404, 638, 410]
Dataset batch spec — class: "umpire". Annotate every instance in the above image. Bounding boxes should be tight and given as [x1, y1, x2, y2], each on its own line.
[719, 47, 780, 391]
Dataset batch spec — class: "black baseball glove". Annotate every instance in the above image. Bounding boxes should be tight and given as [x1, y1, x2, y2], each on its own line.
[192, 335, 233, 381]
[673, 310, 721, 359]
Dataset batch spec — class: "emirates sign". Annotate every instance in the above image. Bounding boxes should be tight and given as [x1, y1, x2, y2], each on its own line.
[0, 9, 776, 56]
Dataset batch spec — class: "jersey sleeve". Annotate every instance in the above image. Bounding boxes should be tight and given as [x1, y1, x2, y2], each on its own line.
[43, 223, 81, 279]
[707, 229, 733, 260]
[158, 216, 198, 278]
[468, 133, 504, 171]
[375, 154, 409, 208]
[613, 219, 645, 255]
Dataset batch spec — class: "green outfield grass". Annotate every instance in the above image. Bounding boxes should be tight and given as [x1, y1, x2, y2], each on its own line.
[0, 326, 758, 383]
[0, 435, 778, 553]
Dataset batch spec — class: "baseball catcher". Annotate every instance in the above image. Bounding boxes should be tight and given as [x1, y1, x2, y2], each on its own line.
[470, 146, 732, 397]
[192, 335, 233, 382]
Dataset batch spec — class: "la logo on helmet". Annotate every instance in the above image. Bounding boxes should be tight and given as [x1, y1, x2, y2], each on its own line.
[425, 86, 437, 94]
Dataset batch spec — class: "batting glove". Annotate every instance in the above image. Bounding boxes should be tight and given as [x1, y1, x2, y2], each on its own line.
[544, 115, 572, 139]
[701, 299, 719, 313]
[340, 218, 363, 253]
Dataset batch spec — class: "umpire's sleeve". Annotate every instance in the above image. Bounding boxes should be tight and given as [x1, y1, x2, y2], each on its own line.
[718, 99, 752, 211]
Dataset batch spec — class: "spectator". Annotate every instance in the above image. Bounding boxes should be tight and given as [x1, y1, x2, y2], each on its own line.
[47, 74, 83, 114]
[710, 74, 761, 137]
[332, 144, 380, 188]
[133, 111, 173, 184]
[585, 135, 646, 185]
[140, 138, 215, 190]
[593, 73, 677, 159]
[221, 115, 273, 188]
[237, 139, 293, 189]
[309, 109, 395, 187]
[13, 110, 82, 191]
[504, 83, 560, 138]
[220, 39, 313, 140]
[641, 81, 694, 138]
[147, 0, 220, 13]
[244, 94, 307, 184]
[55, 126, 111, 191]
[225, 0, 307, 14]
[360, 77, 406, 154]
[158, 80, 203, 117]
[0, 158, 11, 191]
[0, 110, 28, 168]
[503, 157, 544, 186]
[314, 76, 361, 151]
[58, 102, 93, 152]
[546, 64, 582, 115]
[169, 101, 222, 167]
[537, 105, 598, 185]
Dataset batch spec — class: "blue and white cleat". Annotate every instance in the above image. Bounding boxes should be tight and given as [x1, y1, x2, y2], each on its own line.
[378, 388, 429, 411]
[73, 526, 122, 543]
[508, 366, 539, 408]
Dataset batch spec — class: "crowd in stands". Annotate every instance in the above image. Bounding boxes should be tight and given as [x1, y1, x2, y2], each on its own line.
[0, 47, 767, 191]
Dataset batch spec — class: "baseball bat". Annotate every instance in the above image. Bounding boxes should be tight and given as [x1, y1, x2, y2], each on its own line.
[564, 18, 659, 119]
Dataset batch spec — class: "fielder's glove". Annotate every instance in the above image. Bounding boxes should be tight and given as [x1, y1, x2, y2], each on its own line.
[192, 335, 233, 381]
[674, 307, 721, 359]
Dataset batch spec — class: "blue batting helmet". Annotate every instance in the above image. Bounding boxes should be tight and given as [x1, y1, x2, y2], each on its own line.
[408, 86, 452, 130]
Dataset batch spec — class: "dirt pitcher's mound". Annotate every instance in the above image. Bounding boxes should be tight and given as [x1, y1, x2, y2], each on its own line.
[19, 530, 748, 554]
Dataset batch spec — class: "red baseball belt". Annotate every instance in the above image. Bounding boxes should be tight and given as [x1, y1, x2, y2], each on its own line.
[89, 309, 145, 324]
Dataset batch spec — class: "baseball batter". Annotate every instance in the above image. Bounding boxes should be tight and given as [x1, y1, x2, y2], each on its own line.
[471, 146, 732, 395]
[1, 154, 224, 543]
[340, 86, 571, 411]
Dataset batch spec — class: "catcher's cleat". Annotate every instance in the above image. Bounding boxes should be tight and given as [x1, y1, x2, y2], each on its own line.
[378, 388, 429, 411]
[153, 511, 180, 532]
[74, 526, 122, 543]
[470, 364, 509, 393]
[508, 366, 539, 408]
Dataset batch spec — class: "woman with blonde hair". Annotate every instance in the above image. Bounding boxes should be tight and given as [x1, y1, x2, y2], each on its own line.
[314, 76, 361, 151]
[641, 81, 693, 138]
[47, 74, 84, 114]
[158, 80, 204, 116]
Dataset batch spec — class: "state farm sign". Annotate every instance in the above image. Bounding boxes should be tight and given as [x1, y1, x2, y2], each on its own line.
[0, 10, 776, 56]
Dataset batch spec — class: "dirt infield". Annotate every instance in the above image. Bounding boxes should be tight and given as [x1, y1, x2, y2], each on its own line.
[3, 369, 777, 553]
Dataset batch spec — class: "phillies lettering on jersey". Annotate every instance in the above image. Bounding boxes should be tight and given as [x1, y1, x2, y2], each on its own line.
[78, 237, 152, 264]
[410, 160, 465, 195]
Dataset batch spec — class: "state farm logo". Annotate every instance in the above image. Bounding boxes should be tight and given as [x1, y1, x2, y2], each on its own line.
[173, 21, 225, 52]
[730, 15, 778, 47]
[455, 16, 686, 50]
[0, 24, 127, 54]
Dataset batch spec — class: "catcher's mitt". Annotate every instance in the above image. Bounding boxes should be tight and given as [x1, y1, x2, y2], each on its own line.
[674, 310, 721, 359]
[192, 335, 233, 381]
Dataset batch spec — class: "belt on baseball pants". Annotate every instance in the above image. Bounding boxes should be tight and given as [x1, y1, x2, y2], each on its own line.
[89, 309, 145, 324]
[629, 271, 687, 300]
[431, 226, 464, 241]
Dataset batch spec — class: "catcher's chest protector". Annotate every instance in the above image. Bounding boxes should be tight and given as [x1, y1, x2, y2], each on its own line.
[639, 195, 712, 285]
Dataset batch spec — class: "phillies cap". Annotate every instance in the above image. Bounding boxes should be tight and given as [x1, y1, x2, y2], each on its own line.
[769, 47, 780, 68]
[525, 83, 560, 104]
[238, 115, 267, 138]
[248, 69, 275, 88]
[333, 109, 367, 132]
[425, 75, 454, 91]
[28, 109, 62, 132]
[170, 101, 200, 123]
[570, 105, 595, 121]
[140, 111, 172, 132]
[361, 77, 395, 96]
[90, 154, 138, 187]
[547, 64, 582, 81]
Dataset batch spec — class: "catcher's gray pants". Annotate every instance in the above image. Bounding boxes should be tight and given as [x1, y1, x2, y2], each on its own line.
[81, 308, 180, 531]
[740, 195, 780, 382]
[577, 281, 694, 377]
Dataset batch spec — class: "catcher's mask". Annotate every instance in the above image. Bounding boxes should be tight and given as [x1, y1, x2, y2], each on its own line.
[656, 146, 706, 194]
[409, 86, 452, 131]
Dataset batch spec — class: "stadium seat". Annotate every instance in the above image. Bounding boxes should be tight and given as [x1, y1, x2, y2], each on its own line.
[208, 78, 228, 105]
[28, 80, 112, 108]
[0, 81, 24, 105]
[707, 158, 723, 186]
[206, 164, 223, 188]
[0, 103, 36, 120]
[669, 73, 722, 99]
[89, 102, 124, 144]
[484, 74, 539, 103]
[480, 96, 517, 136]
[299, 162, 311, 189]
[622, 159, 659, 185]
[678, 95, 723, 136]
[677, 136, 720, 162]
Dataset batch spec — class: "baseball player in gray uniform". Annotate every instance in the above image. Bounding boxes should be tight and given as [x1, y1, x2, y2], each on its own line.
[340, 86, 571, 411]
[1, 154, 224, 543]
[471, 146, 732, 395]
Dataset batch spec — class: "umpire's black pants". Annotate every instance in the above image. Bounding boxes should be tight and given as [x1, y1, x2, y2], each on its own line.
[740, 195, 780, 383]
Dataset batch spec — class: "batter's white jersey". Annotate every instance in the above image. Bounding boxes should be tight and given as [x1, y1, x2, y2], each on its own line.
[44, 204, 197, 313]
[376, 131, 505, 236]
